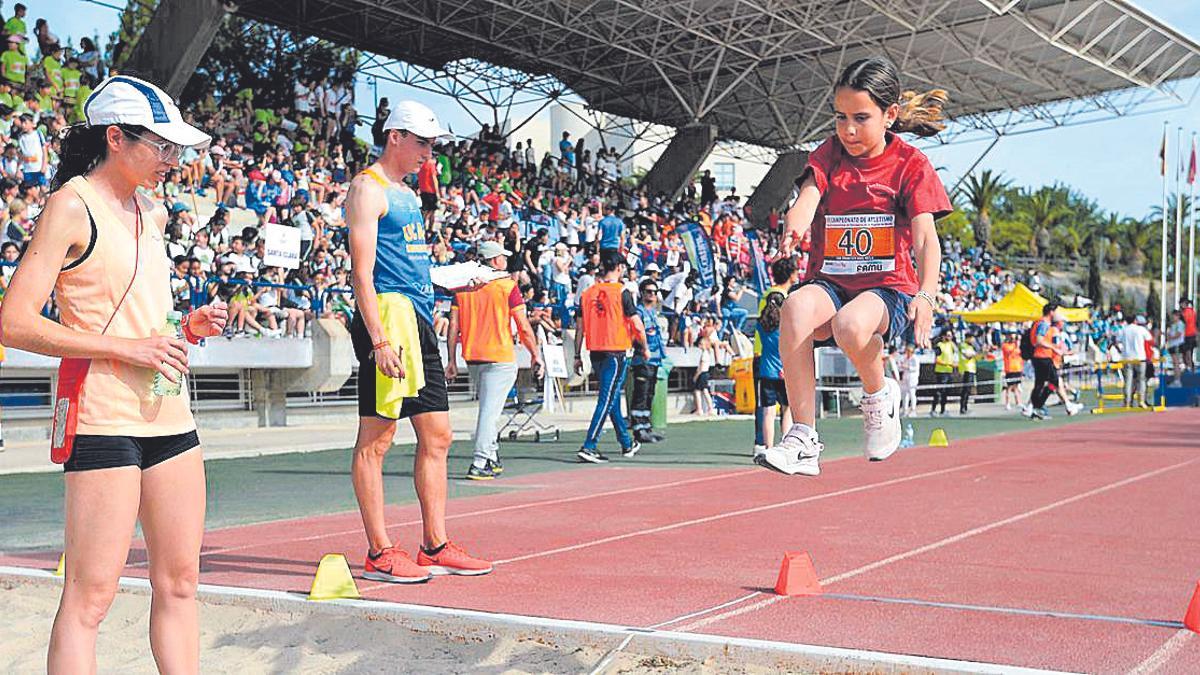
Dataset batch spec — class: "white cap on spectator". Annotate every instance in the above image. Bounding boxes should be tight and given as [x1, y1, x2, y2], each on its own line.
[645, 263, 661, 273]
[478, 240, 511, 260]
[383, 100, 453, 140]
[84, 76, 211, 148]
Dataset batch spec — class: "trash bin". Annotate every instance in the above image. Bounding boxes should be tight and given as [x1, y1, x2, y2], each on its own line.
[728, 357, 755, 414]
[652, 359, 672, 430]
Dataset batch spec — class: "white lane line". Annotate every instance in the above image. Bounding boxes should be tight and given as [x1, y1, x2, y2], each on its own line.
[158, 468, 760, 566]
[1128, 629, 1195, 675]
[675, 457, 1200, 633]
[492, 454, 1018, 565]
[0, 567, 1077, 675]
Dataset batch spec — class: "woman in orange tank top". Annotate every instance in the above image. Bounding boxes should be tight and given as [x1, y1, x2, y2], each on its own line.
[0, 76, 226, 674]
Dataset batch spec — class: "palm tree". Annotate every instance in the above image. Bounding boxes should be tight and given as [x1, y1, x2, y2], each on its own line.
[1118, 217, 1155, 276]
[1016, 188, 1071, 258]
[957, 170, 1010, 252]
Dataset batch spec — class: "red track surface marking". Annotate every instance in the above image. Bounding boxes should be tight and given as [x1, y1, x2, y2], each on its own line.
[184, 466, 759, 563]
[676, 455, 1196, 632]
[4, 410, 1197, 673]
[1129, 631, 1195, 675]
[488, 454, 1021, 566]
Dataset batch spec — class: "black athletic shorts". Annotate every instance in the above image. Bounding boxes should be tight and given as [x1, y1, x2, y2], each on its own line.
[757, 377, 789, 407]
[1005, 372, 1023, 387]
[351, 311, 449, 420]
[64, 430, 200, 473]
[420, 191, 438, 212]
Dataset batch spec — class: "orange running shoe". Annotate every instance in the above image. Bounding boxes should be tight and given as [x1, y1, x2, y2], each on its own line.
[417, 541, 494, 576]
[363, 545, 433, 584]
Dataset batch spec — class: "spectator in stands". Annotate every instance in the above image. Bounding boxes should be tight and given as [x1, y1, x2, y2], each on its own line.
[931, 331, 956, 416]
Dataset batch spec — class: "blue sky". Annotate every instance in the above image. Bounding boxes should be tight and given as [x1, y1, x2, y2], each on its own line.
[41, 0, 1200, 220]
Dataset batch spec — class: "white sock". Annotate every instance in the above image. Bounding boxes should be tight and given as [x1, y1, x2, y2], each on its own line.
[788, 423, 817, 440]
[863, 384, 888, 398]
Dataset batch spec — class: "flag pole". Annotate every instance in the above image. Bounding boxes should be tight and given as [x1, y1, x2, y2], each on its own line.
[1174, 126, 1184, 310]
[1190, 132, 1197, 305]
[1160, 121, 1169, 348]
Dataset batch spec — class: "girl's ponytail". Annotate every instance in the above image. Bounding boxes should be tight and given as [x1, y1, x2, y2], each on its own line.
[835, 57, 950, 138]
[893, 89, 949, 138]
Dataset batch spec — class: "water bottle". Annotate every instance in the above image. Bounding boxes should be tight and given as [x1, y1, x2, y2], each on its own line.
[152, 311, 184, 397]
[900, 422, 915, 448]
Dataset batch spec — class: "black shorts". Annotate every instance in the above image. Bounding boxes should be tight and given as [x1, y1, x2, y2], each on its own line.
[758, 377, 789, 407]
[1184, 336, 1197, 352]
[693, 372, 711, 391]
[64, 430, 200, 473]
[792, 279, 912, 346]
[420, 191, 438, 212]
[1005, 372, 1023, 387]
[351, 311, 449, 420]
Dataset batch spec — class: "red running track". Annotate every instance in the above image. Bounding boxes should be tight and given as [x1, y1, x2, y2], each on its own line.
[4, 410, 1199, 673]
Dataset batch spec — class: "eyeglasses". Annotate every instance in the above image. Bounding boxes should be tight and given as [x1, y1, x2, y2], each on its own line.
[124, 129, 184, 162]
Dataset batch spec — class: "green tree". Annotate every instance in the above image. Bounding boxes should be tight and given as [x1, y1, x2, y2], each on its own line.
[1015, 187, 1072, 258]
[957, 169, 1010, 252]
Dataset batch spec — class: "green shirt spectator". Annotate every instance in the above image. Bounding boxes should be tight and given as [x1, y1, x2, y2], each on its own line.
[437, 153, 452, 185]
[41, 52, 62, 95]
[70, 83, 92, 123]
[61, 64, 81, 103]
[3, 14, 26, 42]
[253, 107, 278, 126]
[1, 39, 26, 85]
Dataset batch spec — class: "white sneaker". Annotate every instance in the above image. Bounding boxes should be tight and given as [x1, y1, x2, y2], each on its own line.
[1021, 404, 1034, 418]
[756, 424, 822, 476]
[1065, 401, 1084, 416]
[861, 378, 902, 462]
[752, 444, 767, 460]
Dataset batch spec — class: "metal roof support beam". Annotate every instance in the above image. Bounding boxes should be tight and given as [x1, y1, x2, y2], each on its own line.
[639, 124, 718, 201]
[125, 0, 228, 98]
[745, 149, 808, 229]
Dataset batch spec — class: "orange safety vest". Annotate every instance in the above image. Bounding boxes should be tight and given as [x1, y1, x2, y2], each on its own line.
[580, 282, 632, 352]
[455, 277, 521, 363]
[1031, 320, 1057, 360]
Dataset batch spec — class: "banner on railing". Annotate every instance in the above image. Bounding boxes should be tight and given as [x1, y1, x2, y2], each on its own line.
[678, 221, 717, 289]
[746, 229, 768, 294]
[263, 223, 302, 269]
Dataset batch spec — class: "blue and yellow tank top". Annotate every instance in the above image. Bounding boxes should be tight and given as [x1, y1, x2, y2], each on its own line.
[361, 167, 434, 324]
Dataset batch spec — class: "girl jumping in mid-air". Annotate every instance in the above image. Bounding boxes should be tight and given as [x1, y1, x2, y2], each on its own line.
[757, 57, 952, 476]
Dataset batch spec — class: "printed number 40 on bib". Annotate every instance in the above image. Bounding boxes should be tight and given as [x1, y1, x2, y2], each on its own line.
[822, 214, 897, 275]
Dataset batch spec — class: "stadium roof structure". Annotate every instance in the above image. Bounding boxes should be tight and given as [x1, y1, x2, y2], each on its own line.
[233, 0, 1200, 149]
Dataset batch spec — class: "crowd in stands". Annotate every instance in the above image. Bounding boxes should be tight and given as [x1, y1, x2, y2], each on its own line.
[1, 3, 1194, 402]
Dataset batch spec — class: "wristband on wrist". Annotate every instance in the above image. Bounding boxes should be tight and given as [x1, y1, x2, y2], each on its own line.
[915, 290, 936, 310]
[372, 340, 390, 351]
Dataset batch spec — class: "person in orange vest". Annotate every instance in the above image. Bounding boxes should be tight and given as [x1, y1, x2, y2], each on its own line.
[999, 332, 1023, 411]
[1182, 298, 1196, 374]
[445, 240, 543, 480]
[574, 250, 649, 463]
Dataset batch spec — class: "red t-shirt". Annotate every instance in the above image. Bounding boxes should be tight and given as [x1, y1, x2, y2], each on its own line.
[801, 132, 952, 294]
[481, 191, 503, 222]
[417, 159, 437, 194]
[1183, 306, 1197, 337]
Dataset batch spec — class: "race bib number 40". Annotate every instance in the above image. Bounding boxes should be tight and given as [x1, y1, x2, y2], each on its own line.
[821, 214, 896, 275]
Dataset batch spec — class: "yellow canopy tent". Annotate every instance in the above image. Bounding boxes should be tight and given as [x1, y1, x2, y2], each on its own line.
[953, 283, 1090, 324]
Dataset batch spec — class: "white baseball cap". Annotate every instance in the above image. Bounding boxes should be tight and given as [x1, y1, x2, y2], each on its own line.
[84, 76, 210, 148]
[478, 240, 512, 259]
[383, 100, 453, 140]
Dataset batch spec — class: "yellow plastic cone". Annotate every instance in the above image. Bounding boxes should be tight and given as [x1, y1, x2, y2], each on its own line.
[52, 553, 65, 577]
[929, 428, 949, 447]
[307, 554, 360, 601]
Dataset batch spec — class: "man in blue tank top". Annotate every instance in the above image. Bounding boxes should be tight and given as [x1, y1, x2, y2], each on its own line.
[347, 100, 492, 583]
